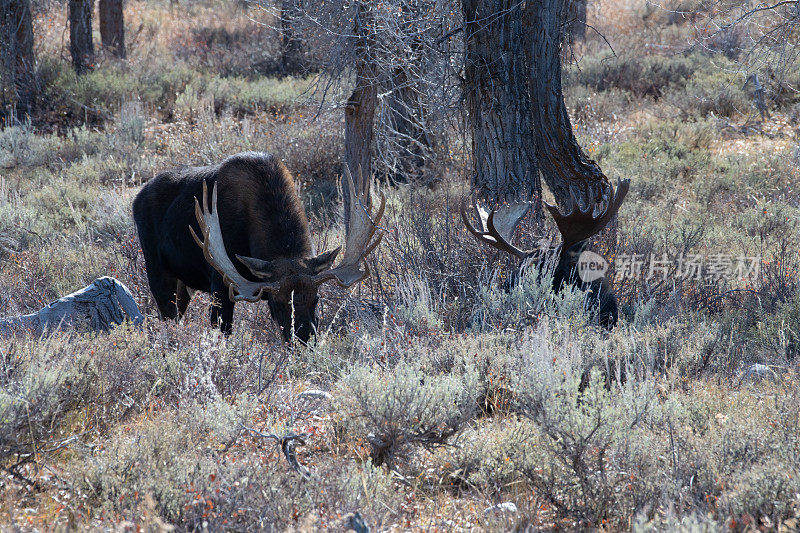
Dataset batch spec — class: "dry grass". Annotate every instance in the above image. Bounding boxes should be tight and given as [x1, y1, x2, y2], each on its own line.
[1, 0, 800, 530]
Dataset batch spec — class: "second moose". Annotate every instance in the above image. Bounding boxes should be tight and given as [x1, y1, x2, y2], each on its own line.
[463, 179, 629, 328]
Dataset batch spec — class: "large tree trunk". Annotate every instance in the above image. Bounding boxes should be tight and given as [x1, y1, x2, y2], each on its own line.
[343, 2, 377, 232]
[0, 0, 36, 118]
[462, 0, 540, 205]
[525, 0, 615, 253]
[524, 0, 607, 208]
[280, 0, 302, 74]
[69, 0, 94, 75]
[98, 0, 125, 58]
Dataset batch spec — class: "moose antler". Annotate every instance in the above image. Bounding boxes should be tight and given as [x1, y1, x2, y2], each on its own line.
[463, 178, 630, 260]
[544, 178, 630, 251]
[461, 198, 531, 261]
[190, 181, 281, 302]
[312, 165, 386, 287]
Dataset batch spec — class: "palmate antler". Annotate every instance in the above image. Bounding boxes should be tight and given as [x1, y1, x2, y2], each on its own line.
[311, 165, 386, 287]
[544, 179, 630, 251]
[461, 199, 531, 261]
[190, 180, 281, 302]
[462, 178, 630, 260]
[190, 167, 386, 301]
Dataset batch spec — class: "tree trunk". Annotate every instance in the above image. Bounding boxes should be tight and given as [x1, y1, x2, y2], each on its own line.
[69, 0, 94, 75]
[567, 0, 587, 41]
[280, 0, 302, 73]
[0, 0, 36, 117]
[385, 68, 431, 182]
[524, 0, 607, 208]
[462, 0, 540, 205]
[525, 0, 615, 253]
[343, 2, 377, 232]
[382, 2, 431, 183]
[98, 0, 125, 58]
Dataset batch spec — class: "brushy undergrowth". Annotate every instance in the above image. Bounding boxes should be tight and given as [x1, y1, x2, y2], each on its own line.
[2, 0, 800, 530]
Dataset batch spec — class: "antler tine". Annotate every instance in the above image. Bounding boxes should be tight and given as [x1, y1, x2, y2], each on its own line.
[545, 178, 630, 250]
[486, 207, 531, 261]
[190, 181, 281, 302]
[460, 197, 490, 243]
[311, 166, 385, 288]
[461, 197, 531, 261]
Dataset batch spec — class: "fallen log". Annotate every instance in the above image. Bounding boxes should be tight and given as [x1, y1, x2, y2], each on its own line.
[0, 276, 143, 335]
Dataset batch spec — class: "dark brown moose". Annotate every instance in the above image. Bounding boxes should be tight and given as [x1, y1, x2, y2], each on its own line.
[133, 152, 384, 342]
[463, 179, 629, 328]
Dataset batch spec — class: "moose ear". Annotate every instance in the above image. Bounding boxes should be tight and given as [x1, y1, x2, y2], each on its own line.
[307, 247, 341, 274]
[236, 255, 276, 279]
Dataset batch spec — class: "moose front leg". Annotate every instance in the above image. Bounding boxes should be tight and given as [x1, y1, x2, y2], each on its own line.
[210, 277, 235, 334]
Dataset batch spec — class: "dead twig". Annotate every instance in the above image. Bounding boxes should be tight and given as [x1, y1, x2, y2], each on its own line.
[241, 426, 311, 479]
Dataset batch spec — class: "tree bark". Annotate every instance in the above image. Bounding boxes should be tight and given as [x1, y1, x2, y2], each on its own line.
[524, 0, 607, 208]
[524, 0, 616, 254]
[280, 0, 302, 73]
[343, 2, 377, 232]
[0, 0, 36, 117]
[98, 0, 125, 58]
[69, 0, 94, 75]
[462, 0, 540, 205]
[0, 277, 143, 336]
[567, 0, 587, 41]
[385, 67, 431, 182]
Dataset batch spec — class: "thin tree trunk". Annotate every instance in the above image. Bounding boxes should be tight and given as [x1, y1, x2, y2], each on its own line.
[385, 62, 431, 182]
[524, 0, 607, 208]
[98, 0, 125, 58]
[343, 2, 377, 232]
[383, 1, 431, 183]
[0, 0, 36, 117]
[69, 0, 94, 75]
[280, 0, 302, 74]
[567, 0, 587, 41]
[462, 0, 540, 205]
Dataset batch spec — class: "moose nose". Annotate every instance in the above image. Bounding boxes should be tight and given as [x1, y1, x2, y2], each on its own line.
[295, 327, 312, 344]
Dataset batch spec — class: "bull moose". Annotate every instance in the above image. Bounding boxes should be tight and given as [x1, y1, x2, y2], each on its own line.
[462, 179, 629, 328]
[133, 152, 384, 342]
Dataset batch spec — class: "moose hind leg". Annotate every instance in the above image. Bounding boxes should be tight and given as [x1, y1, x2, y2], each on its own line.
[176, 281, 193, 319]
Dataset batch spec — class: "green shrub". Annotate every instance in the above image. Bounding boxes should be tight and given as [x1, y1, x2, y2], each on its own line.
[0, 336, 95, 461]
[665, 68, 748, 117]
[569, 52, 705, 98]
[336, 360, 478, 466]
[469, 264, 590, 332]
[596, 119, 713, 201]
[0, 121, 62, 168]
[567, 86, 633, 124]
[394, 275, 444, 333]
[432, 420, 525, 493]
[76, 396, 400, 530]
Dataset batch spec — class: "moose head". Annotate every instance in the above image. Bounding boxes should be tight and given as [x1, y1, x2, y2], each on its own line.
[463, 179, 630, 328]
[190, 166, 385, 342]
